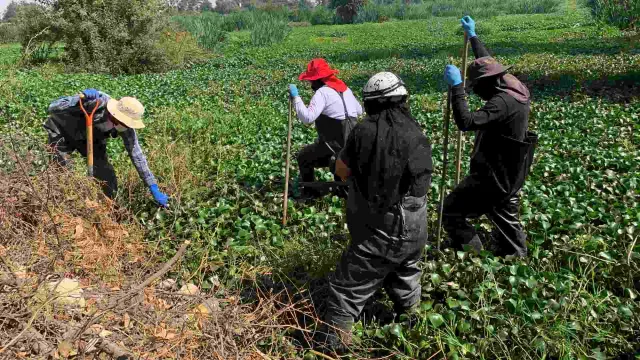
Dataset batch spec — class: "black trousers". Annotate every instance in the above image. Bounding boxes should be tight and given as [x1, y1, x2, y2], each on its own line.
[297, 140, 340, 182]
[442, 174, 527, 257]
[325, 191, 428, 330]
[48, 135, 118, 199]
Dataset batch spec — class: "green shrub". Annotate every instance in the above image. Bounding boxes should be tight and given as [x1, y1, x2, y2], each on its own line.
[174, 12, 228, 50]
[157, 27, 210, 67]
[250, 13, 291, 46]
[296, 6, 336, 25]
[353, 2, 381, 23]
[15, 0, 175, 74]
[509, 0, 561, 14]
[0, 23, 20, 44]
[587, 0, 639, 29]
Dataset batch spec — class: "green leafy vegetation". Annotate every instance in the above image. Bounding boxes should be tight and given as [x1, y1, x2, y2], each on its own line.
[9, 0, 208, 73]
[0, 1, 639, 358]
[586, 0, 639, 29]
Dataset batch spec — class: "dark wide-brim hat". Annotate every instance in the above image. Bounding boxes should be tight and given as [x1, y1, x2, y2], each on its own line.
[467, 56, 512, 85]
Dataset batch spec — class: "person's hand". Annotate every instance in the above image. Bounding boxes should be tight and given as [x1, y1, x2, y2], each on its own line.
[289, 84, 299, 98]
[149, 184, 169, 207]
[444, 65, 462, 86]
[81, 88, 100, 100]
[461, 16, 476, 38]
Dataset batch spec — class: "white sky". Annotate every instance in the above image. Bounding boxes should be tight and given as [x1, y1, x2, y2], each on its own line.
[0, 0, 11, 16]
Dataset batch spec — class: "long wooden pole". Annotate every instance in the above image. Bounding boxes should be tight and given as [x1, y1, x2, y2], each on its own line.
[282, 98, 293, 226]
[436, 87, 452, 249]
[455, 34, 470, 185]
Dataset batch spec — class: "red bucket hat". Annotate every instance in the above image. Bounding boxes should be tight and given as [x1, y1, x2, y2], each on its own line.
[299, 58, 339, 81]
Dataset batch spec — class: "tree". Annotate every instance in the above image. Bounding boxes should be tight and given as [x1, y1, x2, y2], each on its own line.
[2, 1, 18, 22]
[200, 0, 215, 11]
[18, 0, 172, 74]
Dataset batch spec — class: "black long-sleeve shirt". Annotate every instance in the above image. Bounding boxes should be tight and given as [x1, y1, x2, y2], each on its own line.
[451, 36, 529, 141]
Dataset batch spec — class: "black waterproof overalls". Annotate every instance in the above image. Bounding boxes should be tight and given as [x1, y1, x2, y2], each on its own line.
[324, 106, 432, 331]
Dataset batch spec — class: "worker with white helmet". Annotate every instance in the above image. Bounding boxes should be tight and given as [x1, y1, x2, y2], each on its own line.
[44, 88, 169, 206]
[317, 72, 433, 353]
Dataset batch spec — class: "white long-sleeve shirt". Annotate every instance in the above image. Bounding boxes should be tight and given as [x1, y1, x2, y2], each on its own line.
[293, 86, 363, 125]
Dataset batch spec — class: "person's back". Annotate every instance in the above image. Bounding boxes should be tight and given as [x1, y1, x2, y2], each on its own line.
[319, 72, 432, 354]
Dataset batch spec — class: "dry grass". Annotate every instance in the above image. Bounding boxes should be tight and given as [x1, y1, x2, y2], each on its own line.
[0, 134, 319, 359]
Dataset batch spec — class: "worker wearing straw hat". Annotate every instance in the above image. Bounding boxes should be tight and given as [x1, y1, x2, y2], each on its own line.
[288, 59, 363, 197]
[442, 16, 538, 257]
[44, 89, 169, 206]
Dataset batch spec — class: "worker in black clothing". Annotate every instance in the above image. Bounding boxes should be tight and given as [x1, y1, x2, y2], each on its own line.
[316, 72, 433, 354]
[442, 16, 538, 257]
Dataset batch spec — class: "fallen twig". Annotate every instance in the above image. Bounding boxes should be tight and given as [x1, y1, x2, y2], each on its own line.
[628, 234, 638, 266]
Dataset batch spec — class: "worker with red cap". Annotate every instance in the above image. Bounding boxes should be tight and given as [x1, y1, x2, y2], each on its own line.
[289, 59, 363, 197]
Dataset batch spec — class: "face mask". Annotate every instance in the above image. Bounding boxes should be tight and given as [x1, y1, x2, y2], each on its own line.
[311, 80, 324, 92]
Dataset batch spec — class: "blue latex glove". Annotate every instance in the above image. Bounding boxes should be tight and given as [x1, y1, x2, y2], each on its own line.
[461, 16, 477, 38]
[149, 184, 169, 207]
[82, 88, 100, 100]
[289, 84, 299, 98]
[444, 65, 463, 86]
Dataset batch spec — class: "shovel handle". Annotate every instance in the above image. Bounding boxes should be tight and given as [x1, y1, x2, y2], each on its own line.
[282, 99, 293, 226]
[436, 87, 452, 249]
[78, 94, 101, 178]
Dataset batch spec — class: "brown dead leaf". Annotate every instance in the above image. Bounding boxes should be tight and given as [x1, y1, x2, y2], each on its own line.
[74, 223, 84, 239]
[57, 340, 74, 358]
[89, 324, 104, 335]
[154, 324, 178, 341]
[123, 312, 131, 329]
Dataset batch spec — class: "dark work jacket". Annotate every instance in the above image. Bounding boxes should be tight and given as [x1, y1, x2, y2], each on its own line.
[45, 93, 118, 144]
[452, 37, 538, 197]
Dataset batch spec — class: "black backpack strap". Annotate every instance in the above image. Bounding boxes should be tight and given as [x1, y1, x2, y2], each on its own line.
[337, 92, 352, 121]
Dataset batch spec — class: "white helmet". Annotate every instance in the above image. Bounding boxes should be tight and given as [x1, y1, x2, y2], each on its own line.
[362, 72, 408, 101]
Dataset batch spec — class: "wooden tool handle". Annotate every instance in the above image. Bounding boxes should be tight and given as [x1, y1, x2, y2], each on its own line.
[282, 99, 293, 226]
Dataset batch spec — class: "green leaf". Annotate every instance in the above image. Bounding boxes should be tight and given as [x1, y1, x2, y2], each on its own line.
[447, 298, 459, 309]
[431, 273, 442, 285]
[428, 313, 444, 328]
[420, 300, 433, 312]
[619, 306, 633, 318]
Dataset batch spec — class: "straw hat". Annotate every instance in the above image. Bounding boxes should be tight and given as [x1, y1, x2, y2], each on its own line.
[106, 97, 145, 129]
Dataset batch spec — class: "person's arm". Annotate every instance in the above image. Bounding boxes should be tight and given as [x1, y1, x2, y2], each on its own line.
[450, 85, 508, 131]
[293, 90, 326, 125]
[461, 16, 490, 59]
[120, 129, 157, 187]
[469, 36, 491, 59]
[336, 124, 359, 181]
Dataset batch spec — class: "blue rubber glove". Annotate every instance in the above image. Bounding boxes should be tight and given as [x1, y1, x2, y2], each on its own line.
[149, 184, 169, 207]
[82, 88, 100, 100]
[461, 16, 477, 38]
[444, 65, 463, 86]
[289, 84, 299, 98]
